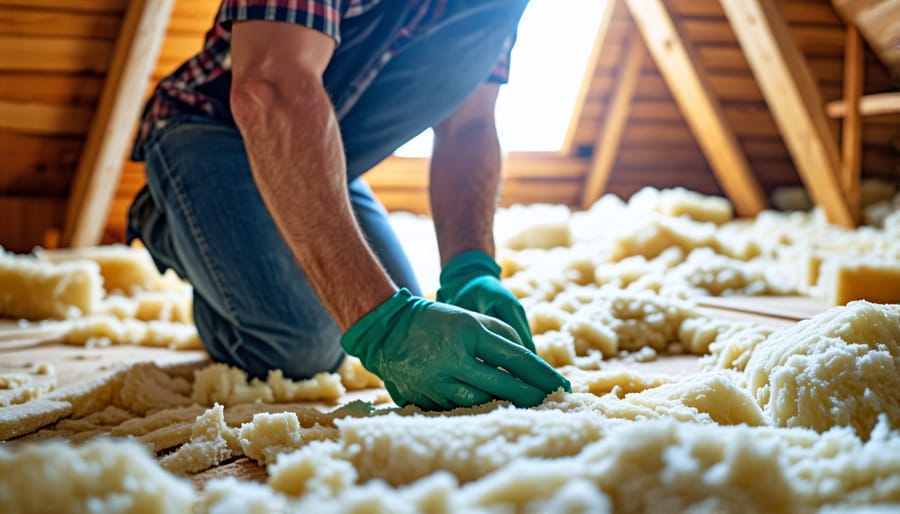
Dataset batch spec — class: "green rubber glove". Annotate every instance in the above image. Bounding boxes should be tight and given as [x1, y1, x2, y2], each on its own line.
[341, 288, 571, 410]
[436, 250, 535, 353]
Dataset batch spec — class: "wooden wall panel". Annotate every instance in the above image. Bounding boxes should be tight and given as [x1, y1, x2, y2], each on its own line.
[0, 196, 66, 251]
[0, 0, 122, 251]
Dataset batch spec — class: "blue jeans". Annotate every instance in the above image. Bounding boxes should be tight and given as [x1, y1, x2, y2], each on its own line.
[128, 1, 529, 380]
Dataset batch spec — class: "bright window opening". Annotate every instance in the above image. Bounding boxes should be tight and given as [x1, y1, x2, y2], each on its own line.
[395, 0, 608, 157]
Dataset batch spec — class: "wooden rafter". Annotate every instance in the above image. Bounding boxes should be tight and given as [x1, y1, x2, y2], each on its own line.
[720, 0, 855, 227]
[827, 92, 900, 118]
[624, 0, 767, 218]
[841, 25, 863, 223]
[62, 0, 174, 247]
[581, 34, 644, 208]
[561, 0, 617, 156]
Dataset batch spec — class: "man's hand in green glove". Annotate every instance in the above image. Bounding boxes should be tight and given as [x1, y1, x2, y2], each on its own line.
[436, 250, 534, 352]
[341, 288, 571, 410]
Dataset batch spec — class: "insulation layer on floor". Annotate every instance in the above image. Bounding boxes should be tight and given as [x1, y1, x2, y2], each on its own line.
[1, 187, 899, 513]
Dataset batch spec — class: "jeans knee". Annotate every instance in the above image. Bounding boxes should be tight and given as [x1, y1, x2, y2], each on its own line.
[194, 294, 344, 381]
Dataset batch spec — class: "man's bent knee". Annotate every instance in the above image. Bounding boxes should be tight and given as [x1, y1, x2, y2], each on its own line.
[193, 294, 345, 381]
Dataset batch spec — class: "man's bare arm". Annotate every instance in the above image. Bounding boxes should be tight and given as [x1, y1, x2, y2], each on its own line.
[230, 21, 396, 330]
[430, 84, 502, 266]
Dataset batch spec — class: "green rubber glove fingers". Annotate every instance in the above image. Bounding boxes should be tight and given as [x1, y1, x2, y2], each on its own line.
[436, 250, 535, 353]
[341, 289, 571, 410]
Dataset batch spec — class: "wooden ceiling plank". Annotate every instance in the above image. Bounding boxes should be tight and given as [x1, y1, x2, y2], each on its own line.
[0, 8, 120, 40]
[62, 0, 175, 247]
[721, 0, 854, 227]
[561, 0, 617, 156]
[624, 0, 767, 217]
[0, 0, 125, 14]
[581, 34, 644, 208]
[0, 100, 92, 135]
[841, 25, 863, 224]
[0, 36, 113, 73]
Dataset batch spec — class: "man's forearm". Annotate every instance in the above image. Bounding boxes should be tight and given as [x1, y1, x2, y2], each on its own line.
[429, 120, 502, 266]
[231, 74, 396, 331]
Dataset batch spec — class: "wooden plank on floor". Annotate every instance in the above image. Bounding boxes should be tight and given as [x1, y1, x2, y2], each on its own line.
[721, 0, 854, 227]
[695, 295, 831, 322]
[624, 0, 767, 217]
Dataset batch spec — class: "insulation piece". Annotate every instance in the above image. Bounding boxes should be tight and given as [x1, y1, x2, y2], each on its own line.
[0, 248, 103, 320]
[37, 244, 189, 294]
[495, 204, 572, 250]
[627, 372, 765, 426]
[559, 291, 700, 357]
[65, 315, 201, 350]
[239, 412, 337, 465]
[608, 215, 717, 262]
[99, 290, 193, 323]
[337, 356, 383, 390]
[0, 399, 73, 441]
[817, 258, 900, 306]
[192, 364, 345, 407]
[0, 438, 196, 513]
[745, 301, 900, 438]
[112, 362, 193, 416]
[628, 186, 734, 224]
[160, 404, 241, 474]
[534, 330, 578, 367]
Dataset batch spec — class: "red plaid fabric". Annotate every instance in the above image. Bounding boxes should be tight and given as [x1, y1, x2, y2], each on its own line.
[133, 0, 514, 159]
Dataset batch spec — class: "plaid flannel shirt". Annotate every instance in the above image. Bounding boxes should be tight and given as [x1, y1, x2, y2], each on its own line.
[133, 0, 514, 160]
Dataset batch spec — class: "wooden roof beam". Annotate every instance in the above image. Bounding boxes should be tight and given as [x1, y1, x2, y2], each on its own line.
[62, 0, 174, 247]
[624, 0, 767, 218]
[840, 25, 863, 223]
[561, 0, 617, 156]
[826, 92, 900, 118]
[721, 0, 855, 227]
[581, 34, 644, 208]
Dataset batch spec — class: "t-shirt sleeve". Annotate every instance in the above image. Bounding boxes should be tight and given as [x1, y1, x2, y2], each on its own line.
[486, 33, 516, 84]
[218, 0, 342, 43]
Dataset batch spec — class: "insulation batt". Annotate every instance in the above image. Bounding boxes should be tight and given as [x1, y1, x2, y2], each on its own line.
[0, 248, 103, 319]
[36, 244, 189, 295]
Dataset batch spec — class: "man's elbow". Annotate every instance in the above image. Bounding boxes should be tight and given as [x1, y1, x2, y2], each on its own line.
[231, 70, 327, 130]
[231, 78, 277, 128]
[434, 118, 498, 149]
